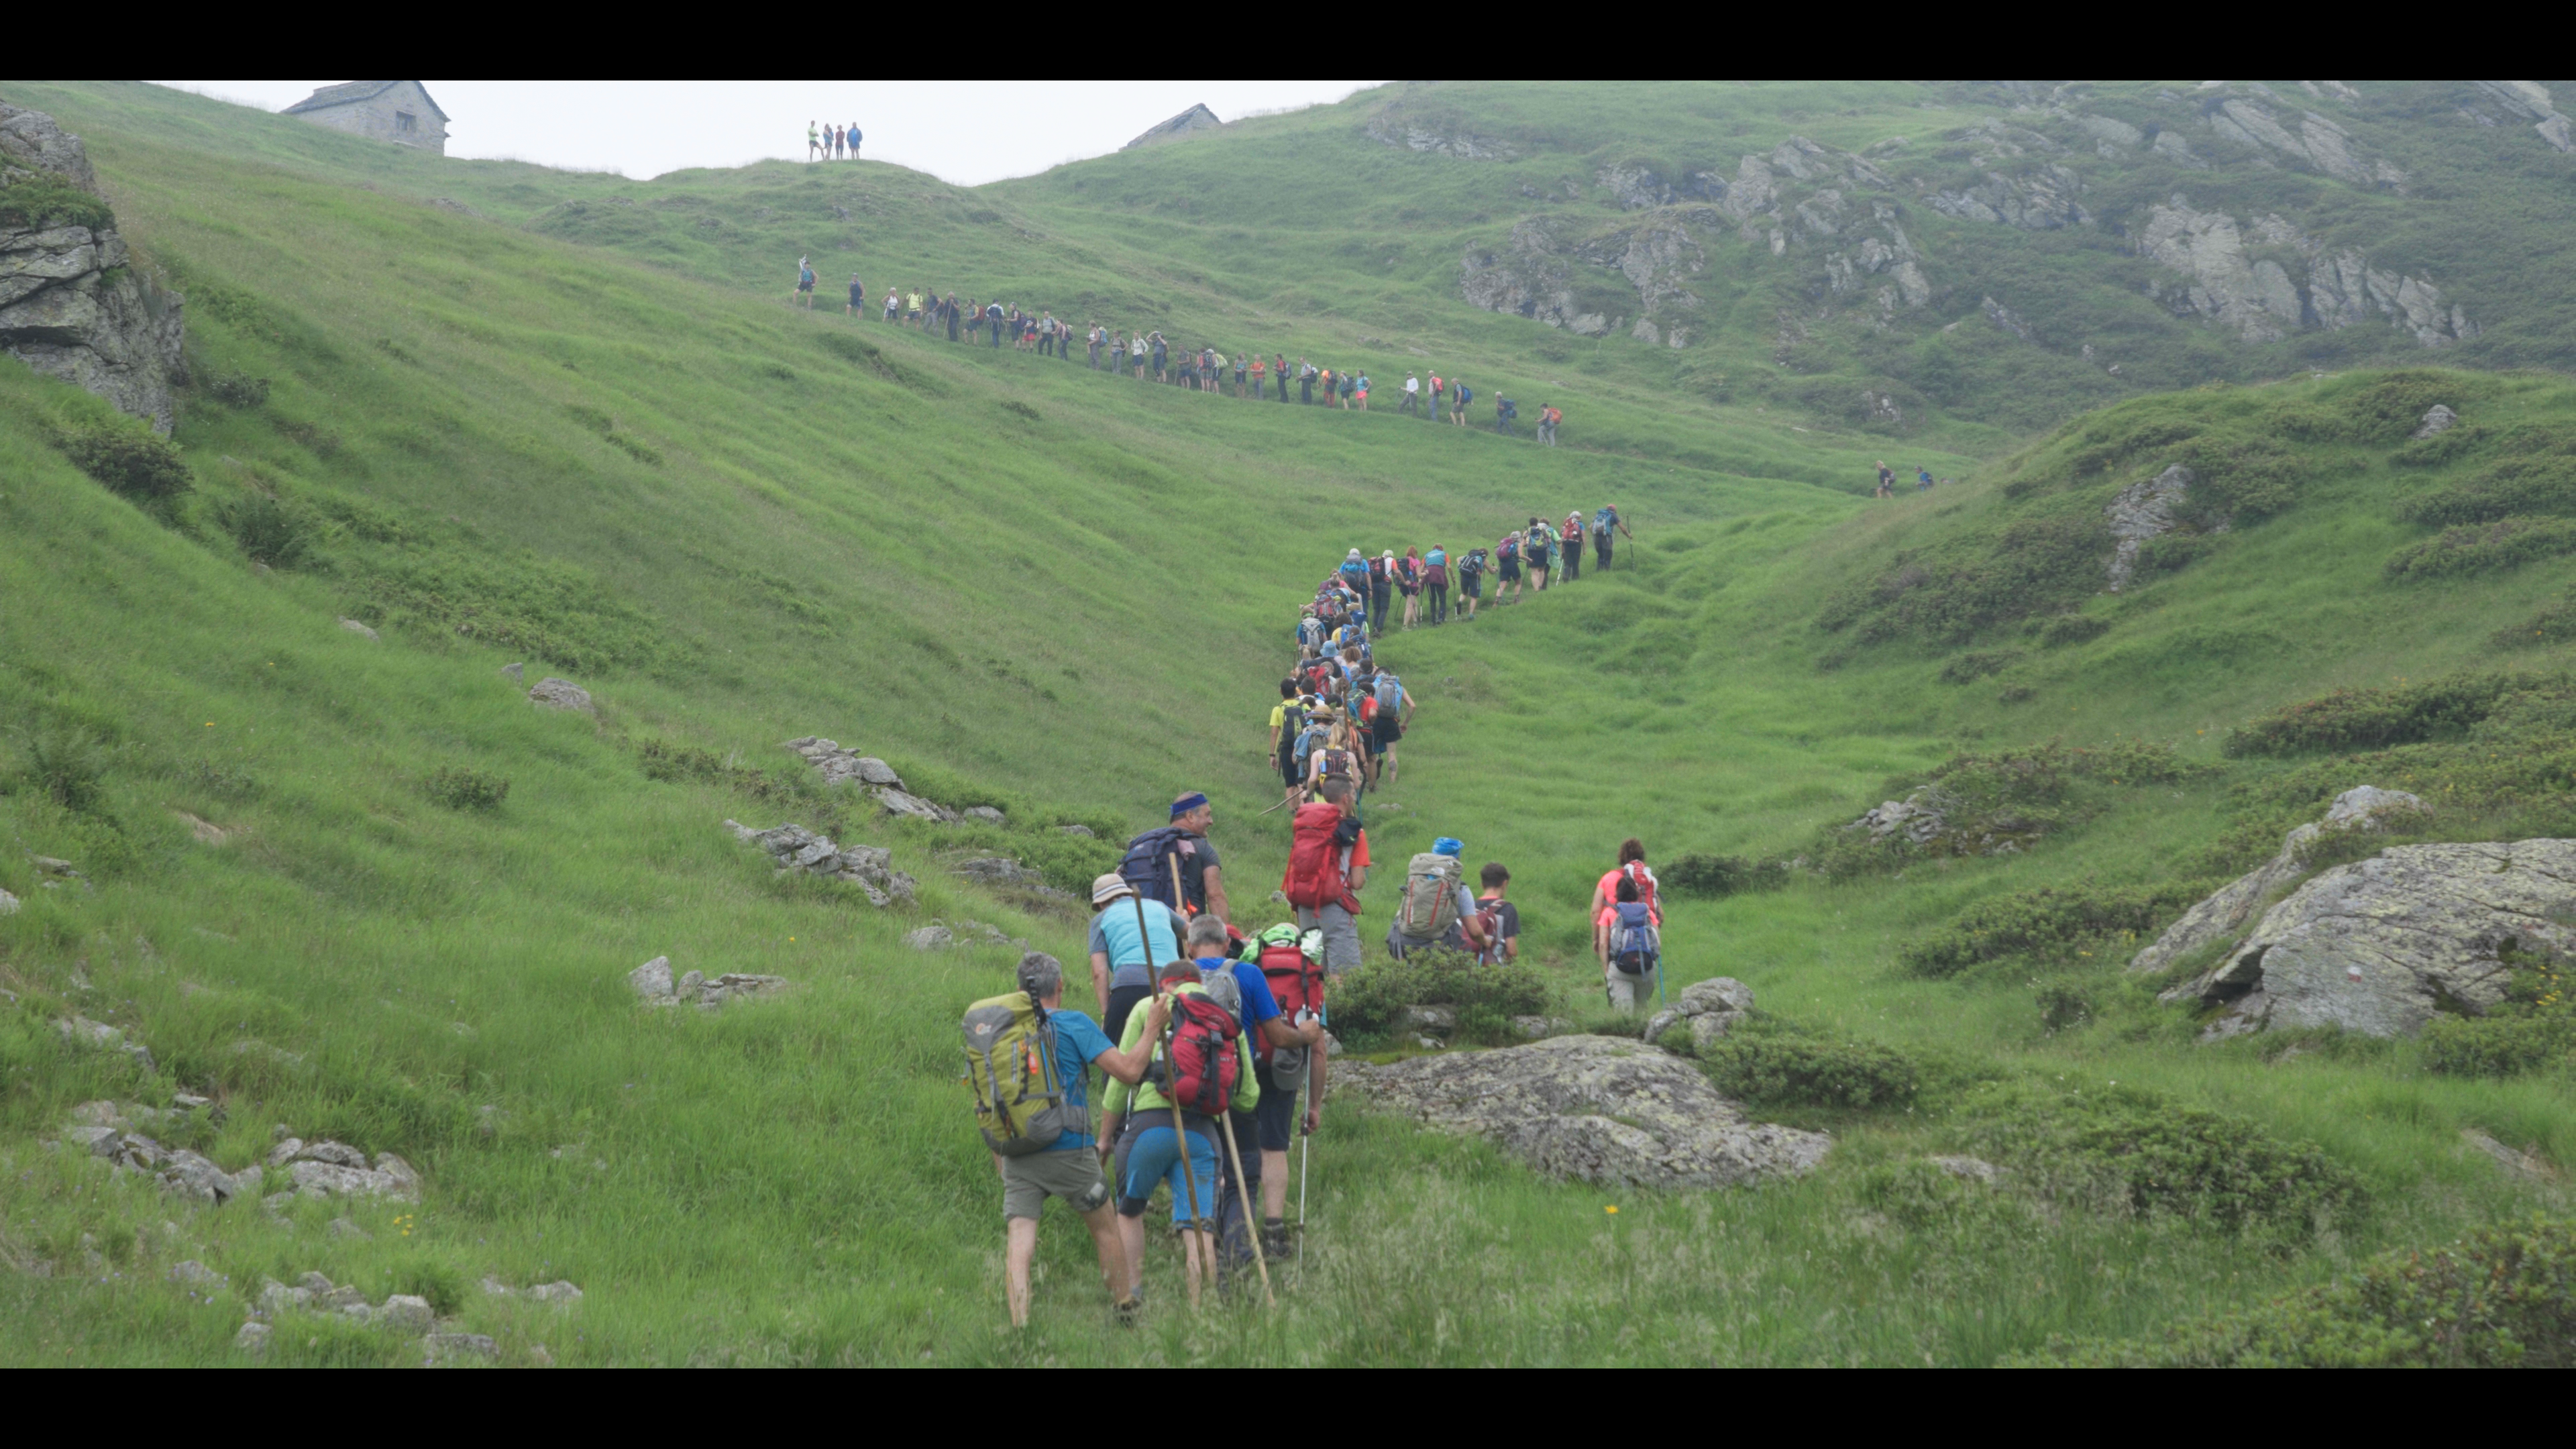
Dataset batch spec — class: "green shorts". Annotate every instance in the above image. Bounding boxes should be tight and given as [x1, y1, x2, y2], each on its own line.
[1002, 1147, 1111, 1220]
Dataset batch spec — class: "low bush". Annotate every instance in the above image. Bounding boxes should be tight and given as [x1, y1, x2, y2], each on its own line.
[2028, 614, 2108, 647]
[421, 767, 509, 811]
[2170, 434, 2308, 525]
[1811, 739, 2211, 879]
[2341, 370, 2495, 444]
[2034, 980, 2093, 1032]
[1816, 513, 2110, 645]
[2135, 531, 2212, 574]
[2385, 516, 2576, 580]
[1330, 949, 1548, 1044]
[203, 371, 271, 409]
[2422, 951, 2574, 1077]
[212, 492, 319, 569]
[2400, 455, 2576, 528]
[1700, 1035, 1920, 1108]
[0, 175, 115, 231]
[2012, 1215, 2576, 1366]
[1953, 1080, 2365, 1238]
[2493, 589, 2576, 649]
[5, 722, 115, 813]
[352, 553, 675, 674]
[1662, 852, 1788, 898]
[60, 423, 191, 505]
[1939, 649, 2021, 684]
[2223, 669, 2549, 757]
[1903, 878, 2211, 977]
[2390, 422, 2487, 468]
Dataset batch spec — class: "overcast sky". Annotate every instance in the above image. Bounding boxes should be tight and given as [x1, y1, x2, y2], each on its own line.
[153, 81, 1378, 186]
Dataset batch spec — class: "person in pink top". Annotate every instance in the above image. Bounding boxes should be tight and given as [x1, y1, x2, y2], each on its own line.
[1589, 838, 1662, 932]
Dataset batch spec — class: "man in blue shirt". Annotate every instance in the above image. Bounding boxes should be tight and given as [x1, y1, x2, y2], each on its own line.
[998, 951, 1163, 1329]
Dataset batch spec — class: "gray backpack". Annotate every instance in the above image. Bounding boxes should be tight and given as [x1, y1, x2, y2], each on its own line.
[1395, 853, 1466, 946]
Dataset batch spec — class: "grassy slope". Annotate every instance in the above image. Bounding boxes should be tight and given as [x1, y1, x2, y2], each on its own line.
[0, 83, 2569, 1366]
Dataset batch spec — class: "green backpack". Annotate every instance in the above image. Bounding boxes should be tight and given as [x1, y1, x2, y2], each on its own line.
[962, 991, 1069, 1157]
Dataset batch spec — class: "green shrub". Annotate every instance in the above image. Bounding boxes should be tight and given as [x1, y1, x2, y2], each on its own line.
[1330, 949, 1548, 1044]
[2223, 669, 2547, 757]
[2171, 434, 2308, 525]
[2422, 951, 2574, 1076]
[2400, 456, 2576, 527]
[2386, 516, 2576, 580]
[0, 175, 115, 231]
[1811, 739, 2210, 879]
[60, 423, 191, 505]
[352, 553, 674, 674]
[2013, 1215, 2576, 1366]
[2390, 422, 2488, 468]
[203, 371, 271, 409]
[2342, 370, 2491, 444]
[2135, 531, 2212, 574]
[1662, 852, 1788, 898]
[1701, 1035, 1920, 1108]
[1903, 878, 2211, 976]
[1939, 649, 2022, 684]
[2494, 589, 2576, 649]
[2035, 981, 2093, 1032]
[2029, 614, 2108, 647]
[212, 492, 318, 569]
[1953, 1080, 2364, 1237]
[422, 766, 510, 811]
[1817, 513, 2110, 645]
[6, 722, 115, 812]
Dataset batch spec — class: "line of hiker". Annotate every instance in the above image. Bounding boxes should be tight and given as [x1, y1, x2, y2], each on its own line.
[807, 121, 863, 161]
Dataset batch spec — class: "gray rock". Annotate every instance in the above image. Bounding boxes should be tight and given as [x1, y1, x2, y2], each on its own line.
[2132, 786, 2425, 975]
[724, 820, 916, 906]
[233, 1321, 270, 1356]
[266, 1137, 305, 1167]
[425, 1332, 499, 1364]
[962, 805, 1008, 826]
[69, 1124, 123, 1157]
[2106, 464, 2195, 592]
[377, 1294, 435, 1335]
[874, 787, 957, 823]
[0, 888, 17, 915]
[1059, 824, 1094, 839]
[1, 104, 186, 433]
[289, 1158, 418, 1203]
[2170, 838, 2576, 1039]
[1511, 1015, 1576, 1039]
[66, 1099, 124, 1126]
[1676, 977, 1756, 1016]
[337, 618, 380, 641]
[953, 856, 1046, 889]
[160, 1149, 238, 1203]
[628, 955, 674, 999]
[317, 1284, 367, 1311]
[480, 1275, 516, 1297]
[1403, 1004, 1458, 1033]
[170, 1092, 211, 1110]
[2461, 1128, 2552, 1181]
[231, 1165, 262, 1196]
[258, 1281, 311, 1314]
[675, 969, 705, 1000]
[781, 737, 904, 789]
[2412, 405, 2458, 439]
[499, 662, 525, 684]
[297, 1271, 335, 1293]
[530, 1280, 584, 1304]
[169, 1259, 223, 1285]
[263, 1191, 297, 1217]
[1334, 1034, 1831, 1190]
[527, 678, 594, 714]
[1689, 1012, 1748, 1053]
[296, 1140, 367, 1169]
[904, 925, 956, 952]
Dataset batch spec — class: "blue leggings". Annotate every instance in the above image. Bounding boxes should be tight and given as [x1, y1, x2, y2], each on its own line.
[1119, 1124, 1219, 1227]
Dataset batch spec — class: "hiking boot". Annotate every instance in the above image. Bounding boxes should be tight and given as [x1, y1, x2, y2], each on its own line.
[1114, 1295, 1142, 1328]
[1263, 1225, 1295, 1260]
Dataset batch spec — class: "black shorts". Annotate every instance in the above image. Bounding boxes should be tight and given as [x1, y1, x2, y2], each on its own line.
[1461, 575, 1482, 598]
[1499, 560, 1521, 581]
[1254, 1061, 1301, 1151]
[1106, 983, 1152, 1042]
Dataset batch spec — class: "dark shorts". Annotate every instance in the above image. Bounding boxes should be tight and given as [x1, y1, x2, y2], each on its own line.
[797, 280, 814, 292]
[1462, 576, 1482, 598]
[1373, 716, 1401, 751]
[1499, 561, 1521, 581]
[1106, 983, 1152, 1042]
[1254, 1061, 1301, 1151]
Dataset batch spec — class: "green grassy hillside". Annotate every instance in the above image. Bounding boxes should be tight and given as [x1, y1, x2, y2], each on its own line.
[3, 83, 2571, 1367]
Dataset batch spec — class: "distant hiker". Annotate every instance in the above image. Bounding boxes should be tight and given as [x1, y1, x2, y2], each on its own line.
[1589, 839, 1664, 930]
[1592, 503, 1631, 570]
[1368, 667, 1411, 786]
[794, 257, 816, 308]
[1341, 370, 1359, 410]
[1474, 862, 1519, 964]
[1538, 403, 1562, 446]
[905, 289, 921, 324]
[1495, 529, 1524, 602]
[1426, 372, 1444, 422]
[1397, 547, 1424, 631]
[946, 294, 962, 342]
[846, 275, 865, 316]
[1457, 545, 1488, 620]
[830, 123, 845, 159]
[1240, 922, 1327, 1261]
[987, 301, 1006, 350]
[1232, 351, 1247, 398]
[882, 288, 899, 323]
[1524, 517, 1557, 591]
[1270, 679, 1312, 812]
[1424, 544, 1449, 625]
[1283, 777, 1369, 974]
[1303, 714, 1362, 800]
[1299, 360, 1316, 405]
[1400, 372, 1422, 417]
[848, 125, 861, 157]
[1560, 510, 1586, 582]
[1248, 352, 1267, 399]
[1917, 466, 1935, 492]
[1354, 372, 1370, 411]
[1451, 379, 1471, 425]
[1385, 836, 1489, 961]
[808, 122, 821, 161]
[1495, 395, 1517, 435]
[1273, 354, 1289, 402]
[1876, 460, 1896, 498]
[1152, 333, 1169, 382]
[978, 951, 1163, 1328]
[1369, 552, 1394, 639]
[1087, 872, 1187, 1038]
[1098, 953, 1256, 1309]
[1598, 875, 1661, 1012]
[1110, 330, 1127, 374]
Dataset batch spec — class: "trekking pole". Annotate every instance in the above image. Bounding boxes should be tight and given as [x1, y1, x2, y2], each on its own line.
[1216, 1090, 1277, 1309]
[1297, 1124, 1310, 1281]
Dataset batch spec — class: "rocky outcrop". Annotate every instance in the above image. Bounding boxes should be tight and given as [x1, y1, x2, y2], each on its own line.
[782, 737, 961, 822]
[2201, 95, 2407, 191]
[628, 953, 788, 1010]
[263, 1138, 423, 1202]
[2139, 200, 2473, 347]
[2163, 836, 2573, 1041]
[1122, 104, 1220, 151]
[1929, 163, 2090, 231]
[1642, 976, 1756, 1054]
[2132, 786, 2426, 975]
[2, 103, 186, 433]
[2105, 464, 2196, 592]
[724, 820, 916, 905]
[2413, 405, 2459, 439]
[1336, 1034, 1829, 1189]
[1366, 109, 1517, 160]
[2470, 82, 2573, 154]
[527, 677, 594, 714]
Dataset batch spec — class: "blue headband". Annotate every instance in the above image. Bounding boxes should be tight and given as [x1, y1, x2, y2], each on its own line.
[1171, 793, 1209, 818]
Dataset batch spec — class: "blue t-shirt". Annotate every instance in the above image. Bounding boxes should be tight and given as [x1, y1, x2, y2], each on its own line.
[1088, 900, 1186, 990]
[1044, 1009, 1116, 1152]
[1195, 956, 1281, 1036]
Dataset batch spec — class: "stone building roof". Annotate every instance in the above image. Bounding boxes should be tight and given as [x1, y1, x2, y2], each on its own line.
[284, 81, 449, 123]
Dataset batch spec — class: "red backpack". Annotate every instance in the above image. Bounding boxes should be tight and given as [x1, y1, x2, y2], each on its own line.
[1283, 803, 1350, 909]
[1165, 990, 1241, 1114]
[1256, 943, 1319, 1065]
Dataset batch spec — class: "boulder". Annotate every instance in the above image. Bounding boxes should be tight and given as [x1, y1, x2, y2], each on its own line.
[2106, 464, 2195, 592]
[1642, 977, 1754, 1050]
[724, 820, 916, 906]
[169, 1259, 223, 1286]
[0, 888, 17, 915]
[2131, 786, 2426, 975]
[499, 662, 525, 684]
[2167, 839, 2576, 1040]
[1333, 1034, 1831, 1190]
[527, 678, 594, 714]
[696, 973, 786, 1010]
[963, 805, 1008, 826]
[337, 619, 380, 641]
[2412, 405, 2458, 439]
[530, 1280, 584, 1304]
[258, 1281, 311, 1314]
[628, 955, 674, 999]
[425, 1332, 499, 1364]
[56, 1014, 153, 1071]
[1930, 1155, 2002, 1184]
[378, 1295, 436, 1336]
[297, 1140, 367, 1169]
[782, 738, 906, 789]
[875, 788, 958, 823]
[1511, 1015, 1577, 1039]
[1059, 824, 1095, 839]
[233, 1322, 270, 1356]
[160, 1149, 239, 1203]
[904, 924, 956, 952]
[288, 1156, 420, 1203]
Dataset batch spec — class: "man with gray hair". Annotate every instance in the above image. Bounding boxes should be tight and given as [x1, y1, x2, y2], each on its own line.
[997, 951, 1164, 1329]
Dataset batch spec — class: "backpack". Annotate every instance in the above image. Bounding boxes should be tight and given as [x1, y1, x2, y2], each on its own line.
[1396, 853, 1466, 946]
[1283, 803, 1352, 909]
[1161, 989, 1241, 1116]
[1118, 826, 1198, 912]
[1318, 747, 1355, 783]
[1457, 384, 1472, 405]
[1609, 901, 1660, 977]
[1277, 700, 1307, 753]
[961, 991, 1068, 1157]
[1499, 536, 1519, 562]
[1463, 548, 1488, 576]
[1471, 900, 1507, 963]
[1255, 938, 1320, 1075]
[1620, 861, 1663, 924]
[1500, 399, 1517, 419]
[1368, 557, 1387, 584]
[1594, 508, 1616, 540]
[1292, 722, 1328, 774]
[1374, 674, 1403, 714]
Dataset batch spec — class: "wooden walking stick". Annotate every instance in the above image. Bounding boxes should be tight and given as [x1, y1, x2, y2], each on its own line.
[1131, 892, 1210, 1289]
[1216, 1074, 1276, 1308]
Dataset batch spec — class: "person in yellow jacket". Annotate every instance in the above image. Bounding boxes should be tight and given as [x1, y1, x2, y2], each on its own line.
[1098, 955, 1259, 1309]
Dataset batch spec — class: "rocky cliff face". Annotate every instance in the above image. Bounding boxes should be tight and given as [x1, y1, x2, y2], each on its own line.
[1, 101, 184, 432]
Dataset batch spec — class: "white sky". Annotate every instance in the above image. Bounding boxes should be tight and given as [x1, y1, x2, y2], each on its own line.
[152, 81, 1378, 186]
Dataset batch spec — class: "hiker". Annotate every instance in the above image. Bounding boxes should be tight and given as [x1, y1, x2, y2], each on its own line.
[946, 294, 962, 343]
[1474, 862, 1519, 963]
[1597, 875, 1661, 1012]
[794, 257, 816, 309]
[1240, 923, 1328, 1260]
[1457, 545, 1487, 620]
[1098, 953, 1256, 1309]
[1495, 395, 1517, 435]
[1282, 777, 1369, 974]
[1524, 517, 1556, 592]
[807, 122, 821, 161]
[1426, 372, 1444, 422]
[1354, 372, 1370, 411]
[1184, 911, 1321, 1282]
[1495, 529, 1523, 602]
[1340, 370, 1359, 410]
[882, 288, 899, 323]
[986, 300, 1005, 350]
[1116, 792, 1228, 924]
[1561, 510, 1586, 582]
[1385, 837, 1489, 961]
[845, 275, 865, 317]
[1400, 372, 1422, 417]
[984, 951, 1165, 1328]
[1369, 552, 1395, 639]
[1424, 544, 1449, 625]
[1273, 354, 1289, 403]
[1538, 402, 1562, 446]
[1269, 679, 1313, 813]
[1301, 714, 1362, 802]
[1876, 460, 1896, 498]
[848, 125, 861, 157]
[1917, 466, 1935, 492]
[1249, 353, 1268, 399]
[1450, 378, 1471, 425]
[1110, 330, 1127, 375]
[1397, 547, 1424, 630]
[1368, 667, 1411, 786]
[1589, 838, 1664, 931]
[1233, 351, 1248, 398]
[1038, 312, 1057, 358]
[1087, 872, 1187, 1038]
[1592, 503, 1631, 571]
[1152, 332, 1169, 383]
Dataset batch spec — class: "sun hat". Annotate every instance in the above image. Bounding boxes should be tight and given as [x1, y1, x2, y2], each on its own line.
[1090, 873, 1136, 906]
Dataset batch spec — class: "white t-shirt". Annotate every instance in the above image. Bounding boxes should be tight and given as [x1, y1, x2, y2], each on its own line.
[1405, 376, 1419, 394]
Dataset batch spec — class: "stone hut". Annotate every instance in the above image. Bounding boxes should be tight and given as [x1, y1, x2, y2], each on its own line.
[283, 82, 449, 155]
[1123, 104, 1220, 151]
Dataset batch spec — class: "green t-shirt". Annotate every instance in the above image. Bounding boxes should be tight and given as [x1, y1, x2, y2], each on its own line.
[1101, 981, 1259, 1118]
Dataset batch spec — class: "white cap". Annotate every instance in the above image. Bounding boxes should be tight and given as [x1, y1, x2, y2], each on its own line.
[1348, 549, 1362, 560]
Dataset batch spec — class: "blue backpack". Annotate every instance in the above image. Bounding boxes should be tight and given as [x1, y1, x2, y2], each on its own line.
[1594, 508, 1617, 539]
[1609, 902, 1659, 977]
[1456, 384, 1472, 406]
